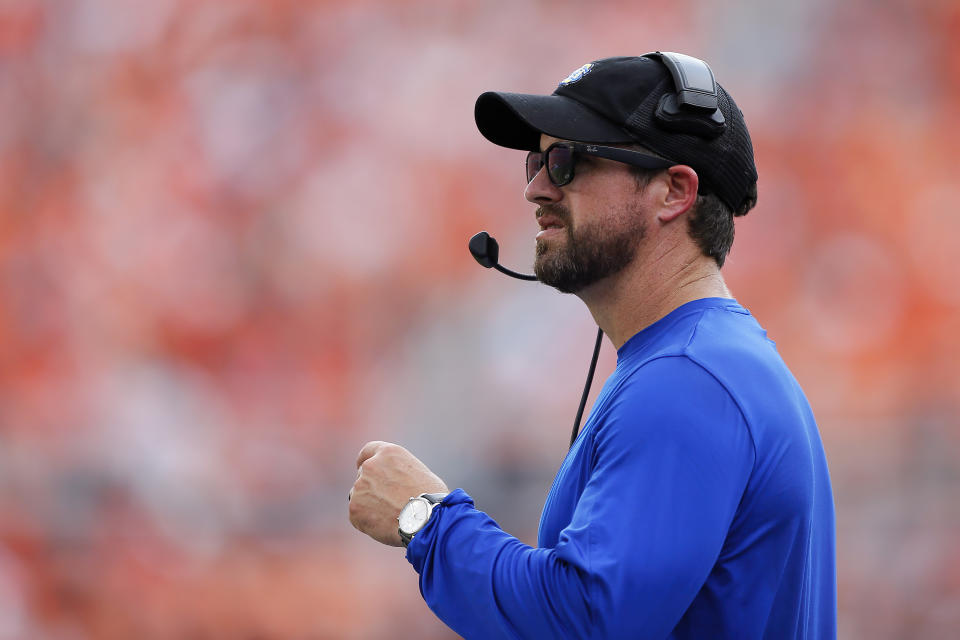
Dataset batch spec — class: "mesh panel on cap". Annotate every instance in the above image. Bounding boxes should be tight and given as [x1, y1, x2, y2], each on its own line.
[625, 84, 757, 212]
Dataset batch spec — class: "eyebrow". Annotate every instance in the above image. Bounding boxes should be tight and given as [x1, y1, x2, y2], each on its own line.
[539, 139, 564, 153]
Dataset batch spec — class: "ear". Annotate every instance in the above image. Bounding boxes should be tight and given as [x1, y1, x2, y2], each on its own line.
[656, 165, 699, 224]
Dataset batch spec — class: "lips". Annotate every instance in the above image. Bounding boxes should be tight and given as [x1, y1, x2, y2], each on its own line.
[537, 215, 565, 232]
[536, 215, 566, 241]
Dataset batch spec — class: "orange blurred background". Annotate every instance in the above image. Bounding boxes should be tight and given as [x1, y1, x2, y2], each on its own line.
[0, 1, 958, 638]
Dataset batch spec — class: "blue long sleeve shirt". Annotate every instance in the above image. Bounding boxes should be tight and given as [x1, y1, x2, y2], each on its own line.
[407, 298, 836, 639]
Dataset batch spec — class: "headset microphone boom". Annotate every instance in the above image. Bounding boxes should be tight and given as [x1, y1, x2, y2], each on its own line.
[468, 231, 603, 448]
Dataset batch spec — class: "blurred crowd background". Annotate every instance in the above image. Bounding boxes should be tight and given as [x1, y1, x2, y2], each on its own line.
[0, 0, 958, 638]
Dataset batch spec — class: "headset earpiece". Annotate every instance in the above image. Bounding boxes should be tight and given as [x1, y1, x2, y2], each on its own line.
[643, 51, 726, 138]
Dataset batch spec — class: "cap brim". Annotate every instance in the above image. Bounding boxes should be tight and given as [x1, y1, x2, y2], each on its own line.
[474, 91, 634, 151]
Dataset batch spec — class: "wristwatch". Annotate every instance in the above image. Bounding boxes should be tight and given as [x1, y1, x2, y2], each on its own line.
[398, 492, 448, 548]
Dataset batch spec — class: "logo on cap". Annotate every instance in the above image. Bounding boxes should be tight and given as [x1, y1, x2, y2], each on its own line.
[559, 63, 594, 87]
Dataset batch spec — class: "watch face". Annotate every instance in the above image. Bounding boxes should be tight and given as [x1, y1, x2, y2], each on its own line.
[398, 498, 429, 534]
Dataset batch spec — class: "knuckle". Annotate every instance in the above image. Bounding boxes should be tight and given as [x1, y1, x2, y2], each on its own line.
[381, 442, 404, 458]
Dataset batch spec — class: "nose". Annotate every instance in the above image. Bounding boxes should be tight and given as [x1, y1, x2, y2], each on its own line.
[524, 164, 564, 206]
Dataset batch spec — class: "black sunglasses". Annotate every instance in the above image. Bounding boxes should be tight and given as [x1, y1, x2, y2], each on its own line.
[526, 141, 674, 187]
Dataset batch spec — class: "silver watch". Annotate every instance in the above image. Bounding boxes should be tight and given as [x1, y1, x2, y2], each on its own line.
[398, 492, 448, 548]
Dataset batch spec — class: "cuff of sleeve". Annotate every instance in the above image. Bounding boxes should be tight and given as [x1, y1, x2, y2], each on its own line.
[404, 488, 473, 572]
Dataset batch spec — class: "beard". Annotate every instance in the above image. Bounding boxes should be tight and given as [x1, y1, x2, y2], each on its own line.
[533, 203, 647, 294]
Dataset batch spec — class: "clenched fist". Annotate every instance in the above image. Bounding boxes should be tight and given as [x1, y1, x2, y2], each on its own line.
[348, 441, 449, 546]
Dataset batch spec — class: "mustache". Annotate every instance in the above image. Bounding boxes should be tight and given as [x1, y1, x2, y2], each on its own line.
[536, 204, 571, 224]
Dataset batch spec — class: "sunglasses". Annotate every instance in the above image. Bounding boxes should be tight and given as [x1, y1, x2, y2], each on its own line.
[526, 141, 675, 187]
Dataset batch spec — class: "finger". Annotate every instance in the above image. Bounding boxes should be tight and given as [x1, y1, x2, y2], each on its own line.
[356, 440, 388, 468]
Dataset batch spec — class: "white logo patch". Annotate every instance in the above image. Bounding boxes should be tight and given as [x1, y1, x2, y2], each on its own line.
[559, 63, 594, 86]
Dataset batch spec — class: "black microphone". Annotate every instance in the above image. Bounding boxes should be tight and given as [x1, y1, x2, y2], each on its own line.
[468, 231, 538, 281]
[468, 230, 603, 448]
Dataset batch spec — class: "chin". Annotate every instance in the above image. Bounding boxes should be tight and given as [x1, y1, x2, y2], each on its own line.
[535, 234, 564, 255]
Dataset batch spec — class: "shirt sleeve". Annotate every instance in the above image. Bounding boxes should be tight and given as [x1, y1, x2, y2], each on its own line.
[406, 356, 755, 639]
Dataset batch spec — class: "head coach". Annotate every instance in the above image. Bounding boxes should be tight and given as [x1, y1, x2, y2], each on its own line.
[348, 52, 837, 639]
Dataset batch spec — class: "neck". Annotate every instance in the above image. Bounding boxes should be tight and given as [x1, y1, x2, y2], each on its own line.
[577, 246, 732, 350]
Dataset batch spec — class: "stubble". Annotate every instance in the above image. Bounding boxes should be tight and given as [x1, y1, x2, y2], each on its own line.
[533, 202, 647, 294]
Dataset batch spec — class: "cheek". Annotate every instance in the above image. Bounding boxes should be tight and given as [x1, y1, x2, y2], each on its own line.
[566, 193, 622, 230]
[567, 171, 638, 208]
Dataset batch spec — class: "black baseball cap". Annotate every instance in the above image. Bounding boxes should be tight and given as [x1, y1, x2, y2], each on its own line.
[474, 53, 757, 212]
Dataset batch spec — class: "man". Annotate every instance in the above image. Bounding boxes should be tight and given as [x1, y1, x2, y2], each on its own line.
[348, 52, 837, 639]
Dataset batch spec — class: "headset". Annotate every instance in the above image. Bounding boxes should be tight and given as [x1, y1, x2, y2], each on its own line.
[469, 52, 721, 449]
[469, 231, 602, 449]
[643, 51, 725, 138]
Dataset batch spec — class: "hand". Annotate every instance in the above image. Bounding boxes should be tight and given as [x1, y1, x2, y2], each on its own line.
[348, 441, 449, 547]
